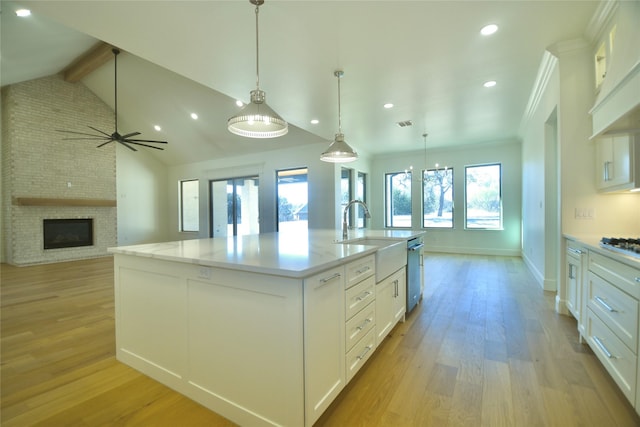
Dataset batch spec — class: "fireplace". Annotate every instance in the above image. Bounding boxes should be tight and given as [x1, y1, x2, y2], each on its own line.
[43, 218, 94, 250]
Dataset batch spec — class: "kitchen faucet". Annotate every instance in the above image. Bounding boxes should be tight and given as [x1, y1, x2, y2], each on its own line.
[342, 200, 371, 239]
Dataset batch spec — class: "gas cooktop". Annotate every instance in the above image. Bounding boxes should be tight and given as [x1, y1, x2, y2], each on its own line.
[600, 237, 640, 258]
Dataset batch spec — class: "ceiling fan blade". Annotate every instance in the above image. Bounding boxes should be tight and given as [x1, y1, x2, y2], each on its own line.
[118, 140, 138, 151]
[125, 141, 165, 150]
[57, 129, 104, 137]
[126, 138, 168, 144]
[61, 136, 112, 141]
[87, 126, 112, 137]
[96, 139, 116, 148]
[121, 131, 141, 139]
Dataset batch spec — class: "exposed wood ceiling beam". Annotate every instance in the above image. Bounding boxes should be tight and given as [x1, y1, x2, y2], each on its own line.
[63, 42, 115, 83]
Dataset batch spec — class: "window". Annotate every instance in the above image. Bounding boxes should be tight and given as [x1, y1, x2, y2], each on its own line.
[385, 171, 411, 228]
[341, 168, 353, 227]
[423, 168, 453, 228]
[179, 179, 199, 232]
[210, 176, 259, 237]
[277, 168, 308, 233]
[356, 172, 367, 228]
[465, 163, 502, 229]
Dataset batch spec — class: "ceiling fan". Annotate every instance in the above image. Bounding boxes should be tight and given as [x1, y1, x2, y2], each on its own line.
[57, 48, 168, 151]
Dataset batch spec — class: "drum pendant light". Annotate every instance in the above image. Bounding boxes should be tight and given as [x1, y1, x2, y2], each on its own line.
[320, 70, 358, 163]
[228, 0, 288, 138]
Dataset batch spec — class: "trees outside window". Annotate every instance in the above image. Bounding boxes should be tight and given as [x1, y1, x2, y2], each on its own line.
[277, 168, 308, 233]
[423, 168, 453, 228]
[465, 164, 502, 229]
[385, 171, 411, 228]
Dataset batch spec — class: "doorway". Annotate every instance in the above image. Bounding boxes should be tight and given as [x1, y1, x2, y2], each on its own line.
[209, 176, 259, 237]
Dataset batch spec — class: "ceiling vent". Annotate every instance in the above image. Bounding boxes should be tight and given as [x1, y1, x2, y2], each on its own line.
[396, 120, 413, 128]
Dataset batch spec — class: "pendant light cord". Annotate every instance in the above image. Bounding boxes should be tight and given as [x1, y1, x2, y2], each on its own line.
[255, 5, 260, 90]
[336, 71, 344, 133]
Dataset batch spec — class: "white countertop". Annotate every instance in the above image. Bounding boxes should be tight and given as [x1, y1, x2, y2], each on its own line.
[108, 229, 425, 278]
[565, 234, 640, 269]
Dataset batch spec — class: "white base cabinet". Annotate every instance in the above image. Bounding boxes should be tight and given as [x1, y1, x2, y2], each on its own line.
[375, 267, 406, 346]
[115, 251, 398, 427]
[581, 250, 640, 413]
[304, 265, 346, 426]
[565, 240, 586, 333]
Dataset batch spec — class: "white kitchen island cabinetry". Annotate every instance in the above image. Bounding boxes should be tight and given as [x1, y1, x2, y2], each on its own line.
[375, 267, 406, 346]
[111, 230, 424, 427]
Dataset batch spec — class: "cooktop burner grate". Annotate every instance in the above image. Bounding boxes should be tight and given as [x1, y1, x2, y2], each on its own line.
[600, 237, 640, 257]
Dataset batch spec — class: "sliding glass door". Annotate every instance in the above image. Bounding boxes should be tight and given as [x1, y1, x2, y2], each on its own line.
[209, 176, 259, 237]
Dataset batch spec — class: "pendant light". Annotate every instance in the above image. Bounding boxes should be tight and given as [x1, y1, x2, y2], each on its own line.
[320, 70, 358, 163]
[228, 0, 288, 138]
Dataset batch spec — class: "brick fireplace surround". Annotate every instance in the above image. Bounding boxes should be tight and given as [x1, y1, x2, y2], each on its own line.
[2, 74, 117, 265]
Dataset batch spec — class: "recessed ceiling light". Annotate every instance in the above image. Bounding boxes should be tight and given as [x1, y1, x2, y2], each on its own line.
[310, 119, 319, 124]
[154, 125, 162, 131]
[16, 9, 31, 17]
[190, 113, 198, 120]
[383, 103, 394, 109]
[235, 100, 244, 107]
[483, 80, 497, 88]
[481, 24, 498, 36]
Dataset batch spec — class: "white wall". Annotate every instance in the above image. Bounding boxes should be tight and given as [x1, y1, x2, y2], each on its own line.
[520, 0, 640, 302]
[165, 142, 373, 241]
[116, 144, 170, 246]
[371, 141, 522, 256]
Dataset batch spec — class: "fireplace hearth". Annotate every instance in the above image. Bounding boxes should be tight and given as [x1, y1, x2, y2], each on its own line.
[43, 218, 94, 250]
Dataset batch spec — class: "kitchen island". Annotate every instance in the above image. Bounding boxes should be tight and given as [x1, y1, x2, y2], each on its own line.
[109, 229, 424, 426]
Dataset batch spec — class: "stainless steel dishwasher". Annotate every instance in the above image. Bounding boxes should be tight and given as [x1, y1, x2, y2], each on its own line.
[406, 236, 424, 313]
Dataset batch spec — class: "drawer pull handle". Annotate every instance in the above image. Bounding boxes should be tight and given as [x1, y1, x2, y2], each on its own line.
[635, 277, 640, 283]
[356, 291, 373, 302]
[568, 247, 583, 255]
[593, 336, 615, 359]
[595, 296, 617, 313]
[356, 266, 371, 274]
[356, 344, 373, 360]
[320, 272, 341, 283]
[356, 318, 372, 331]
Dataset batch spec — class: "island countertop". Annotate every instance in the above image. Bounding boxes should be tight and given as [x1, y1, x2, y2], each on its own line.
[108, 229, 425, 278]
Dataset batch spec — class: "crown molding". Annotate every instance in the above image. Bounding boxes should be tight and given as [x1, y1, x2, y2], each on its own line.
[584, 0, 619, 43]
[520, 50, 559, 128]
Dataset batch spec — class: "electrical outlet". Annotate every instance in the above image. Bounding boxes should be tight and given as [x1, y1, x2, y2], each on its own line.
[575, 208, 595, 220]
[198, 266, 212, 279]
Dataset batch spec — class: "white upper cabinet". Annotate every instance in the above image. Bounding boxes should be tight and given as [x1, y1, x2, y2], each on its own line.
[595, 134, 640, 192]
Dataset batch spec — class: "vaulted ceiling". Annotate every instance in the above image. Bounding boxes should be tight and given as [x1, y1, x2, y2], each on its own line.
[1, 1, 600, 165]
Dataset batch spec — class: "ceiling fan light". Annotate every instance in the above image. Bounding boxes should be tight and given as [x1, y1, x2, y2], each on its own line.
[228, 90, 288, 138]
[320, 133, 358, 163]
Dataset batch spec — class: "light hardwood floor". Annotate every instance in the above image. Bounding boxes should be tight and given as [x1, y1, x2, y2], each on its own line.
[2, 254, 639, 426]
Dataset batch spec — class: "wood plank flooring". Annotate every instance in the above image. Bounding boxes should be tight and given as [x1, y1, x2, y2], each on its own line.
[2, 254, 639, 426]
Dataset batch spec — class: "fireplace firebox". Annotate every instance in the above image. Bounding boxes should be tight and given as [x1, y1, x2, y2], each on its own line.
[43, 218, 94, 250]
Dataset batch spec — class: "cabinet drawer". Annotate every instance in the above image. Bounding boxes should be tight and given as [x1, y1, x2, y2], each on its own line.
[345, 255, 375, 289]
[586, 308, 637, 404]
[589, 252, 640, 299]
[587, 271, 639, 352]
[346, 329, 376, 382]
[345, 275, 375, 320]
[345, 301, 375, 352]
